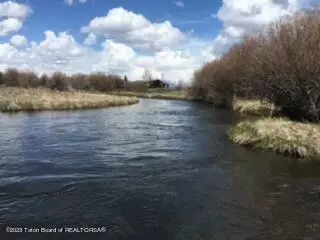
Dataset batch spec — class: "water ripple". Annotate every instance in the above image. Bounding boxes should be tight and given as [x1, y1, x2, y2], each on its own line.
[1, 99, 320, 239]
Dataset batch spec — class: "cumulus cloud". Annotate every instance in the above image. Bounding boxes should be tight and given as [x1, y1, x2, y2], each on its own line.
[65, 0, 87, 6]
[0, 18, 24, 36]
[0, 1, 32, 18]
[0, 5, 202, 82]
[0, 43, 17, 59]
[217, 0, 299, 31]
[0, 1, 307, 83]
[92, 40, 136, 73]
[82, 7, 187, 51]
[0, 30, 97, 74]
[203, 0, 301, 58]
[0, 1, 32, 37]
[136, 49, 195, 71]
[83, 32, 97, 45]
[10, 34, 28, 47]
[0, 29, 202, 82]
[36, 30, 86, 60]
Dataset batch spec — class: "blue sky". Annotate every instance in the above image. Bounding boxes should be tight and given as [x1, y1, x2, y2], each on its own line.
[0, 0, 306, 83]
[14, 0, 222, 43]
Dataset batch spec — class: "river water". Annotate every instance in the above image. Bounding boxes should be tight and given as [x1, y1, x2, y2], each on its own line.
[1, 99, 320, 240]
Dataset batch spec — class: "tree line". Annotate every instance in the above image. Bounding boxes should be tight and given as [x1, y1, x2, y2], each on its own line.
[190, 9, 320, 123]
[0, 69, 148, 92]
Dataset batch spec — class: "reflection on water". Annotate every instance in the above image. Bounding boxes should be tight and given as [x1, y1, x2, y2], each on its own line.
[0, 99, 320, 239]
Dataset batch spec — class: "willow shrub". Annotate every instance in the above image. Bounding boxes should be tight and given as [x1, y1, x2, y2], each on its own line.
[191, 9, 320, 122]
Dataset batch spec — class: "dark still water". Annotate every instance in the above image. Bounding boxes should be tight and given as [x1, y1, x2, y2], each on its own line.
[1, 99, 320, 240]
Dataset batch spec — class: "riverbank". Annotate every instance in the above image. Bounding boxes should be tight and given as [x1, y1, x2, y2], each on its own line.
[233, 98, 277, 117]
[228, 118, 320, 160]
[0, 87, 139, 112]
[111, 89, 191, 101]
[229, 98, 320, 160]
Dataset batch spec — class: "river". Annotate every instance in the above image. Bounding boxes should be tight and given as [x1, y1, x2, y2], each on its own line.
[1, 99, 320, 240]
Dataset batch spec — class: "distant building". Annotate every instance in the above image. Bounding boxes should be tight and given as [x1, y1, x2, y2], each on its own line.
[147, 79, 169, 88]
[132, 79, 171, 88]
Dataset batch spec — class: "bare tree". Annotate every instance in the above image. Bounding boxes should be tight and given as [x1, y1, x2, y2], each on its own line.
[142, 69, 153, 82]
[190, 8, 320, 121]
[124, 75, 128, 84]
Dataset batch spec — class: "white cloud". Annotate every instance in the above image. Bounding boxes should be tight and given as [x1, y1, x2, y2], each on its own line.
[0, 1, 32, 37]
[224, 26, 244, 38]
[38, 31, 84, 57]
[91, 40, 199, 82]
[0, 1, 306, 84]
[83, 32, 97, 45]
[10, 34, 28, 47]
[92, 40, 136, 73]
[65, 0, 87, 6]
[82, 7, 187, 51]
[0, 29, 202, 83]
[0, 18, 23, 36]
[136, 49, 195, 71]
[0, 43, 17, 59]
[0, 31, 97, 74]
[0, 1, 32, 18]
[217, 0, 299, 31]
[203, 0, 301, 58]
[174, 1, 185, 7]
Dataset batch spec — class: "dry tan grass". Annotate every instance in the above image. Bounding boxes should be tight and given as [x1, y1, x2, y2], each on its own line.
[111, 90, 191, 101]
[0, 87, 139, 112]
[233, 98, 277, 116]
[228, 118, 320, 159]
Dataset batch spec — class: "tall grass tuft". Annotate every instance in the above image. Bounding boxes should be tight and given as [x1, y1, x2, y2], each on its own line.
[228, 118, 320, 159]
[0, 87, 139, 112]
[233, 98, 277, 117]
[111, 89, 190, 100]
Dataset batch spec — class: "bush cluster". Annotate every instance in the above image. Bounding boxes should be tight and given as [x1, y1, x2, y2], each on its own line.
[190, 9, 320, 122]
[0, 70, 148, 93]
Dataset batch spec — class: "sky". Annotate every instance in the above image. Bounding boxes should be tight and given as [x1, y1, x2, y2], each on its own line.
[0, 0, 311, 83]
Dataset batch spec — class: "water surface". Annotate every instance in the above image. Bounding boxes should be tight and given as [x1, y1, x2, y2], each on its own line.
[1, 99, 320, 240]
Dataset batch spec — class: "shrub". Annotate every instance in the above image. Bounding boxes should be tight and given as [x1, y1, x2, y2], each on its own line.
[0, 72, 3, 85]
[18, 71, 40, 88]
[3, 68, 20, 87]
[68, 73, 91, 90]
[0, 69, 128, 93]
[190, 60, 234, 108]
[2, 70, 42, 88]
[190, 8, 320, 122]
[108, 74, 125, 90]
[0, 67, 161, 95]
[243, 11, 320, 122]
[40, 74, 49, 86]
[125, 81, 148, 92]
[47, 72, 72, 91]
[88, 73, 113, 92]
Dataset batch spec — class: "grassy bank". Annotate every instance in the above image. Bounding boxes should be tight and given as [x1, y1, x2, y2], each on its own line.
[0, 87, 139, 112]
[228, 118, 320, 160]
[111, 89, 191, 101]
[233, 98, 277, 117]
